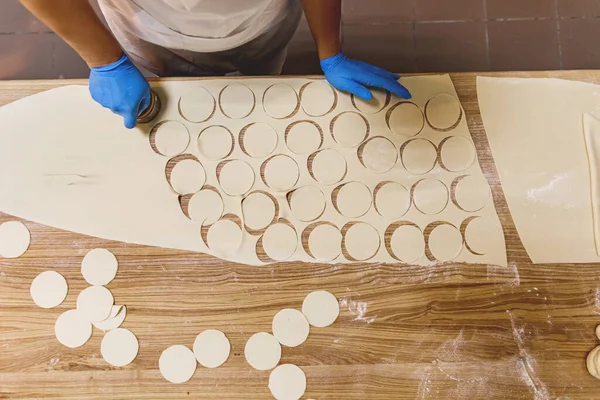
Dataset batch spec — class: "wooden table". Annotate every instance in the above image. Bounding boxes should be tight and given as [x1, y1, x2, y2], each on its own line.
[1, 72, 600, 400]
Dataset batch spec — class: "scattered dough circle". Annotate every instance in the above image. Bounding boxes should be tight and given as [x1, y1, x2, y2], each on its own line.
[263, 83, 298, 119]
[302, 290, 339, 328]
[243, 192, 276, 230]
[269, 364, 307, 400]
[344, 223, 380, 261]
[101, 328, 139, 367]
[241, 123, 278, 158]
[93, 305, 126, 331]
[360, 137, 397, 173]
[440, 136, 476, 172]
[311, 149, 346, 185]
[76, 285, 114, 322]
[374, 182, 410, 219]
[401, 138, 437, 175]
[331, 111, 369, 147]
[464, 216, 499, 255]
[0, 221, 30, 258]
[286, 121, 322, 155]
[152, 121, 190, 157]
[197, 125, 233, 161]
[245, 332, 282, 371]
[193, 329, 231, 368]
[453, 175, 491, 212]
[219, 160, 255, 196]
[188, 189, 224, 224]
[290, 186, 326, 222]
[336, 182, 372, 218]
[264, 155, 299, 191]
[389, 224, 425, 263]
[352, 88, 388, 114]
[263, 223, 297, 261]
[272, 309, 310, 347]
[596, 325, 600, 341]
[301, 81, 336, 117]
[219, 83, 255, 119]
[207, 219, 243, 255]
[30, 270, 68, 308]
[587, 345, 600, 379]
[387, 102, 424, 137]
[170, 159, 206, 195]
[179, 87, 215, 123]
[307, 224, 342, 262]
[54, 309, 92, 348]
[159, 345, 197, 384]
[425, 93, 462, 130]
[413, 179, 449, 215]
[81, 248, 118, 286]
[428, 224, 463, 262]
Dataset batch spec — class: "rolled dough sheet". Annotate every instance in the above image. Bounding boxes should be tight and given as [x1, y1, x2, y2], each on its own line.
[477, 76, 600, 263]
[584, 114, 600, 256]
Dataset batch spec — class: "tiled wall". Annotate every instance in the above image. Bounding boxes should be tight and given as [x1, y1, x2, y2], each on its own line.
[2, 0, 600, 80]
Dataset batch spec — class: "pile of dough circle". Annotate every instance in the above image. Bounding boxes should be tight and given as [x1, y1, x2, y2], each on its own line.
[0, 221, 30, 258]
[360, 137, 397, 173]
[301, 81, 336, 117]
[193, 329, 231, 368]
[263, 155, 300, 191]
[241, 122, 278, 158]
[272, 309, 310, 347]
[268, 364, 307, 400]
[412, 179, 449, 215]
[30, 270, 68, 308]
[307, 224, 342, 261]
[428, 224, 463, 262]
[387, 102, 424, 137]
[289, 186, 326, 222]
[389, 224, 425, 263]
[81, 248, 118, 286]
[353, 88, 388, 114]
[152, 121, 190, 157]
[286, 121, 322, 155]
[178, 87, 215, 123]
[588, 345, 600, 379]
[344, 223, 380, 261]
[76, 286, 114, 322]
[100, 328, 139, 367]
[219, 83, 255, 119]
[93, 305, 127, 331]
[464, 216, 498, 255]
[169, 159, 206, 195]
[440, 136, 476, 172]
[310, 149, 346, 185]
[244, 332, 282, 370]
[374, 182, 410, 219]
[335, 182, 372, 218]
[262, 223, 297, 261]
[54, 309, 92, 348]
[242, 192, 276, 230]
[197, 125, 233, 160]
[263, 83, 298, 119]
[188, 189, 224, 224]
[401, 138, 437, 175]
[207, 219, 243, 255]
[159, 345, 197, 384]
[218, 160, 255, 196]
[301, 290, 339, 328]
[425, 93, 461, 130]
[453, 175, 490, 212]
[331, 111, 369, 147]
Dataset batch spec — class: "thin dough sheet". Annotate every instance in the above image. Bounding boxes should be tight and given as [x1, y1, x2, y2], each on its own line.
[584, 113, 600, 256]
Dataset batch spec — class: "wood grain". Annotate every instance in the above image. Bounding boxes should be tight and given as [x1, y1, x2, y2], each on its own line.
[1, 72, 600, 399]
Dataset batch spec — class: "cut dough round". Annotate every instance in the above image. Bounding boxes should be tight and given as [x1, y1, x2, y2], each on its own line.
[179, 87, 215, 123]
[286, 121, 322, 155]
[197, 125, 233, 161]
[301, 81, 336, 117]
[413, 179, 449, 215]
[335, 182, 372, 218]
[401, 138, 437, 175]
[289, 186, 326, 222]
[188, 189, 224, 224]
[159, 345, 197, 384]
[76, 285, 114, 322]
[263, 223, 297, 261]
[352, 88, 388, 114]
[268, 364, 307, 400]
[263, 83, 298, 119]
[81, 248, 118, 286]
[307, 224, 342, 262]
[170, 159, 206, 195]
[425, 93, 462, 130]
[302, 290, 339, 328]
[0, 221, 30, 258]
[54, 309, 92, 348]
[241, 122, 278, 158]
[374, 182, 410, 219]
[587, 345, 600, 379]
[245, 332, 282, 371]
[310, 149, 346, 185]
[101, 328, 139, 367]
[193, 329, 231, 368]
[389, 224, 425, 263]
[272, 309, 310, 347]
[596, 325, 600, 341]
[360, 136, 397, 173]
[219, 83, 255, 119]
[219, 160, 255, 196]
[243, 192, 276, 230]
[30, 270, 68, 308]
[344, 223, 380, 261]
[428, 224, 463, 262]
[207, 219, 243, 255]
[264, 155, 299, 191]
[93, 305, 126, 331]
[453, 175, 491, 212]
[387, 102, 424, 137]
[440, 136, 476, 172]
[152, 121, 190, 157]
[331, 111, 369, 147]
[464, 216, 500, 255]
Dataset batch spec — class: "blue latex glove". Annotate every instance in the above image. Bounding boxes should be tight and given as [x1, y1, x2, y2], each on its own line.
[89, 53, 151, 129]
[321, 53, 411, 101]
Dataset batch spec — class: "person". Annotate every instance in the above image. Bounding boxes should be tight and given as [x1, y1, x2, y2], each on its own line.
[20, 0, 411, 129]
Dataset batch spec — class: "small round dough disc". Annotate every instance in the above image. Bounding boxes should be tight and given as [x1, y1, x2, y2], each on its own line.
[301, 81, 335, 117]
[0, 221, 30, 258]
[179, 87, 215, 123]
[76, 285, 114, 322]
[268, 364, 307, 400]
[30, 270, 68, 309]
[264, 155, 299, 191]
[263, 83, 298, 119]
[440, 136, 476, 172]
[286, 121, 322, 155]
[197, 126, 233, 161]
[426, 93, 461, 130]
[243, 192, 276, 230]
[311, 149, 346, 185]
[302, 290, 339, 328]
[193, 329, 231, 368]
[587, 346, 600, 379]
[388, 102, 424, 137]
[245, 332, 282, 371]
[207, 219, 243, 255]
[219, 160, 255, 196]
[188, 190, 224, 224]
[332, 112, 368, 147]
[153, 121, 190, 157]
[465, 216, 500, 255]
[220, 83, 255, 119]
[361, 137, 397, 173]
[308, 224, 342, 262]
[170, 159, 206, 195]
[374, 182, 410, 219]
[401, 138, 437, 175]
[101, 328, 139, 367]
[596, 325, 600, 341]
[263, 223, 297, 261]
[159, 345, 197, 384]
[336, 182, 372, 218]
[353, 88, 387, 114]
[390, 225, 425, 263]
[272, 309, 310, 347]
[290, 186, 326, 222]
[428, 224, 463, 262]
[81, 248, 118, 286]
[242, 123, 278, 158]
[413, 179, 449, 215]
[93, 305, 127, 331]
[345, 223, 380, 261]
[54, 309, 92, 348]
[454, 175, 491, 212]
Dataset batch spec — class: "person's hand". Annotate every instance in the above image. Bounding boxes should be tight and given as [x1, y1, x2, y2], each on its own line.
[321, 52, 411, 101]
[89, 53, 151, 129]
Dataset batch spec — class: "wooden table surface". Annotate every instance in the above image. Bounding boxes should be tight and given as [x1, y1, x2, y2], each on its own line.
[1, 71, 600, 400]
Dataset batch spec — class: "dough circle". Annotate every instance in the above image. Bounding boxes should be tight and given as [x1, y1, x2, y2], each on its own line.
[389, 224, 425, 263]
[286, 121, 322, 155]
[0, 221, 30, 258]
[374, 182, 410, 219]
[425, 93, 462, 130]
[54, 309, 92, 348]
[93, 305, 126, 331]
[331, 111, 369, 147]
[197, 125, 233, 161]
[453, 175, 491, 212]
[152, 121, 190, 157]
[302, 290, 339, 328]
[596, 325, 600, 341]
[311, 149, 346, 185]
[336, 182, 372, 218]
[81, 248, 118, 286]
[241, 122, 278, 158]
[263, 223, 297, 261]
[178, 87, 215, 123]
[301, 81, 336, 117]
[170, 159, 206, 195]
[428, 224, 463, 262]
[290, 186, 326, 222]
[207, 219, 243, 255]
[243, 192, 276, 230]
[440, 136, 476, 172]
[30, 270, 68, 308]
[272, 309, 310, 347]
[464, 216, 499, 255]
[344, 223, 380, 261]
[353, 88, 388, 114]
[188, 189, 224, 224]
[264, 155, 299, 191]
[159, 345, 197, 384]
[307, 224, 342, 262]
[193, 329, 231, 368]
[101, 328, 139, 367]
[219, 83, 255, 119]
[219, 160, 255, 196]
[387, 102, 424, 137]
[360, 137, 397, 173]
[268, 364, 307, 400]
[263, 83, 298, 119]
[401, 138, 438, 175]
[245, 332, 282, 371]
[76, 285, 115, 322]
[413, 179, 449, 215]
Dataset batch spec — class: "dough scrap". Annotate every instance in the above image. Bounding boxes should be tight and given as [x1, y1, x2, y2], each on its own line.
[413, 179, 449, 215]
[387, 102, 424, 137]
[197, 125, 233, 161]
[344, 223, 380, 261]
[389, 224, 425, 263]
[286, 121, 322, 155]
[263, 223, 297, 261]
[440, 136, 476, 172]
[169, 159, 206, 195]
[264, 155, 299, 191]
[425, 93, 462, 130]
[193, 329, 231, 368]
[81, 248, 118, 286]
[302, 290, 339, 328]
[268, 364, 307, 400]
[54, 309, 92, 348]
[218, 160, 255, 196]
[207, 219, 243, 255]
[301, 81, 335, 117]
[0, 221, 30, 258]
[188, 189, 223, 224]
[30, 270, 68, 309]
[92, 305, 126, 331]
[289, 186, 326, 222]
[219, 83, 255, 119]
[241, 122, 278, 158]
[360, 136, 397, 174]
[335, 182, 372, 218]
[428, 223, 463, 262]
[159, 345, 197, 384]
[272, 309, 310, 347]
[101, 328, 139, 367]
[178, 87, 215, 123]
[453, 175, 490, 212]
[401, 138, 437, 175]
[374, 182, 410, 219]
[245, 332, 282, 371]
[263, 83, 298, 119]
[76, 285, 115, 322]
[243, 192, 276, 230]
[310, 148, 346, 185]
[152, 120, 190, 157]
[331, 111, 368, 147]
[307, 224, 342, 262]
